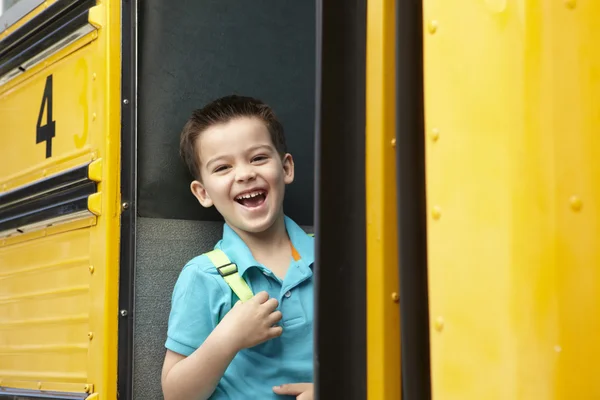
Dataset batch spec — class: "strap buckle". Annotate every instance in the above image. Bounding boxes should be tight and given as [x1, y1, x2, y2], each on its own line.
[216, 263, 238, 277]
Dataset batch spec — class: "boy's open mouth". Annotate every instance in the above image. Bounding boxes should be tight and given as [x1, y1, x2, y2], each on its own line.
[234, 189, 267, 208]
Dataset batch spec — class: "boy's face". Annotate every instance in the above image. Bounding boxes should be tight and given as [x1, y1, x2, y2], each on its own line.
[190, 117, 294, 234]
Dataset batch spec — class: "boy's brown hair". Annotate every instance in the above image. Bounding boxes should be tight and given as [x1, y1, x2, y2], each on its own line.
[179, 95, 288, 180]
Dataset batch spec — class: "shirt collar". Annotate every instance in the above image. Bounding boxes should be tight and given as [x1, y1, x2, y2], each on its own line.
[284, 215, 314, 267]
[215, 215, 314, 276]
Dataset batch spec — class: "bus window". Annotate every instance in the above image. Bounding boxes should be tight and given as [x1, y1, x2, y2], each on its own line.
[0, 0, 22, 15]
[0, 0, 44, 29]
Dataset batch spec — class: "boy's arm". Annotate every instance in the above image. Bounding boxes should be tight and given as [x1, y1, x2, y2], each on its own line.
[162, 269, 283, 400]
[161, 261, 235, 400]
[161, 331, 238, 400]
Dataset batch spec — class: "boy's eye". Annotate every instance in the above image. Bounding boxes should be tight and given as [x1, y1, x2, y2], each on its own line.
[213, 165, 229, 173]
[252, 155, 268, 162]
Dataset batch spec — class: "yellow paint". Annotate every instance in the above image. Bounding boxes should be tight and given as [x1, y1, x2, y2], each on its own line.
[0, 0, 122, 398]
[0, 28, 97, 95]
[75, 57, 90, 149]
[0, 230, 91, 387]
[424, 0, 600, 399]
[0, 54, 95, 181]
[88, 192, 102, 216]
[92, 0, 122, 397]
[88, 2, 107, 28]
[2, 217, 96, 247]
[548, 1, 600, 396]
[0, 148, 94, 193]
[366, 0, 401, 398]
[0, 378, 91, 392]
[88, 158, 103, 182]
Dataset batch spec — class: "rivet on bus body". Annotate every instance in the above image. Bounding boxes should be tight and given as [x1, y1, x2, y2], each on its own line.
[92, 73, 97, 81]
[428, 20, 438, 34]
[431, 128, 440, 142]
[92, 113, 97, 121]
[38, 382, 42, 389]
[432, 206, 441, 220]
[391, 292, 399, 303]
[120, 310, 128, 317]
[391, 138, 396, 148]
[88, 332, 94, 340]
[123, 99, 129, 105]
[554, 345, 562, 353]
[84, 384, 90, 393]
[565, 0, 576, 9]
[434, 317, 444, 332]
[89, 265, 95, 274]
[42, 169, 47, 177]
[570, 196, 582, 212]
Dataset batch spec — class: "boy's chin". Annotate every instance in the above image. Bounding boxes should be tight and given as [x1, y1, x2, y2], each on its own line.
[228, 214, 280, 235]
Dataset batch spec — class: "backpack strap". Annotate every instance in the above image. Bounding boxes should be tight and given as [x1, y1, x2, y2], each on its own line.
[205, 249, 254, 302]
[206, 233, 314, 302]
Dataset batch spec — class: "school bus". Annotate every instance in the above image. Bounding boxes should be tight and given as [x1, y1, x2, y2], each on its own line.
[0, 0, 126, 399]
[0, 0, 599, 399]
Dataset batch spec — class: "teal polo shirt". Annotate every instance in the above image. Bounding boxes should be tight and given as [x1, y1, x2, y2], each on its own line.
[165, 215, 314, 399]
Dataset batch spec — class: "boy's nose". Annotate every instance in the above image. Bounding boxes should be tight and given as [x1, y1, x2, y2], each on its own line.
[235, 166, 257, 182]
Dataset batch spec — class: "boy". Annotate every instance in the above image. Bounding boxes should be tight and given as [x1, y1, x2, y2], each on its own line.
[161, 95, 315, 400]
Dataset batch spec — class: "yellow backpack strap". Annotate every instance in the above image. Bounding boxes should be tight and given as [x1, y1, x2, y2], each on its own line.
[205, 249, 254, 302]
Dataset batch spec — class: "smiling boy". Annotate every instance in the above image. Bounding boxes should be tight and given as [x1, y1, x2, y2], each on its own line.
[161, 95, 315, 400]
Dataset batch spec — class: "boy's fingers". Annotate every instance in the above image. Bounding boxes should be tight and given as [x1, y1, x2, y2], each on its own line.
[263, 297, 279, 311]
[272, 383, 312, 395]
[267, 310, 283, 325]
[253, 291, 269, 303]
[268, 326, 283, 338]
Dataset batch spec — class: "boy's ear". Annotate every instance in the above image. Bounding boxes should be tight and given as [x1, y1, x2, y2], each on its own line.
[190, 180, 213, 208]
[282, 153, 295, 184]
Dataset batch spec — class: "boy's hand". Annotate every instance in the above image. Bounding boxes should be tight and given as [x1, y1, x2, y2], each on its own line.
[273, 383, 313, 399]
[215, 291, 283, 351]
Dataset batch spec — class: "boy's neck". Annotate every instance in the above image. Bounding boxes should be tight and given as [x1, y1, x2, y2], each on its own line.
[230, 213, 290, 262]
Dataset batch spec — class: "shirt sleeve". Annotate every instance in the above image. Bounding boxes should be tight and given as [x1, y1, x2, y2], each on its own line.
[165, 257, 229, 356]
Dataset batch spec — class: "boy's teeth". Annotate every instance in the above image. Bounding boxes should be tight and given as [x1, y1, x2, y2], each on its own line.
[237, 191, 263, 200]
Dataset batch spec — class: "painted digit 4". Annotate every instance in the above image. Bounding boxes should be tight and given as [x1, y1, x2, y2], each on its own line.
[36, 75, 56, 158]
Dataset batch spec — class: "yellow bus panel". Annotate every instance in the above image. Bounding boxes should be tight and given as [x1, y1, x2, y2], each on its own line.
[0, 34, 98, 191]
[0, 0, 122, 398]
[0, 225, 94, 392]
[424, 1, 600, 399]
[366, 0, 401, 398]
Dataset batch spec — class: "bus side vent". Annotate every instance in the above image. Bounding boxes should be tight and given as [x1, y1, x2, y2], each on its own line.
[0, 386, 90, 399]
[0, 163, 98, 238]
[0, 0, 98, 86]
